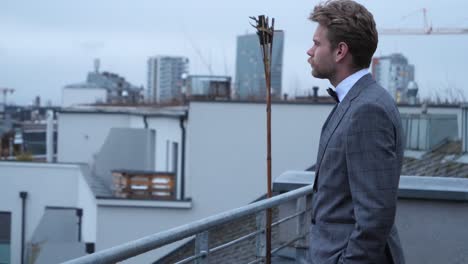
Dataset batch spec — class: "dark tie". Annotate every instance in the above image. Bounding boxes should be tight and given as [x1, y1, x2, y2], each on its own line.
[327, 88, 339, 103]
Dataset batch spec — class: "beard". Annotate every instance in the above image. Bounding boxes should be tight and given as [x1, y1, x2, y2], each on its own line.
[311, 66, 332, 80]
[312, 68, 327, 79]
[310, 60, 335, 80]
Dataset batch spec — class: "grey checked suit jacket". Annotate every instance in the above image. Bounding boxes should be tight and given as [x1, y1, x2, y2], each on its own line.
[309, 74, 405, 264]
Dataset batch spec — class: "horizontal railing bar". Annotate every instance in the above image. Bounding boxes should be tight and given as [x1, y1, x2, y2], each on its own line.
[271, 207, 311, 228]
[210, 229, 262, 253]
[271, 231, 310, 255]
[64, 185, 314, 264]
[245, 257, 264, 264]
[173, 252, 204, 264]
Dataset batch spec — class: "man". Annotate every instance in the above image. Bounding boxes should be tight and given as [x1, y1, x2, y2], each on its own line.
[307, 1, 405, 263]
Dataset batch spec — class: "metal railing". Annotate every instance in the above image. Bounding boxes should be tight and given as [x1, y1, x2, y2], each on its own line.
[63, 184, 314, 264]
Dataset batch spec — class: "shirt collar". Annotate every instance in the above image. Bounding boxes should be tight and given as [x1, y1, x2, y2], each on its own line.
[335, 68, 369, 103]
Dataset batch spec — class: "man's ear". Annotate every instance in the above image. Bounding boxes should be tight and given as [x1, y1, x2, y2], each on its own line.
[335, 42, 349, 63]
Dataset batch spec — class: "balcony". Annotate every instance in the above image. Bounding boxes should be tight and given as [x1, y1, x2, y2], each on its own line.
[112, 170, 176, 200]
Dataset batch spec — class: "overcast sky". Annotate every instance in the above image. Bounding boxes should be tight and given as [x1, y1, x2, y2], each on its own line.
[1, 0, 468, 105]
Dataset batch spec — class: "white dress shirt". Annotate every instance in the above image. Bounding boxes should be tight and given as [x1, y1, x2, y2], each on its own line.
[335, 68, 369, 103]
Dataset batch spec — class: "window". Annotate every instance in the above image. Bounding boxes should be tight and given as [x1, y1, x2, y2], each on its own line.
[0, 212, 11, 264]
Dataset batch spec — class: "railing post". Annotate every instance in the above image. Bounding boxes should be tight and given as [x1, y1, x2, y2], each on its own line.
[295, 196, 308, 262]
[256, 210, 266, 261]
[195, 231, 209, 264]
[125, 173, 132, 197]
[148, 175, 154, 198]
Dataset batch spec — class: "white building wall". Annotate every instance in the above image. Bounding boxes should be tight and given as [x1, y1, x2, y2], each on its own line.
[396, 199, 468, 264]
[185, 101, 332, 217]
[62, 87, 107, 107]
[57, 113, 131, 163]
[146, 117, 183, 198]
[129, 115, 145, 129]
[57, 111, 183, 196]
[96, 205, 191, 264]
[58, 112, 182, 172]
[0, 162, 96, 264]
[146, 118, 181, 171]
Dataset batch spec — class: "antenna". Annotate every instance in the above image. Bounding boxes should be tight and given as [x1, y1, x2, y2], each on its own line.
[222, 47, 229, 76]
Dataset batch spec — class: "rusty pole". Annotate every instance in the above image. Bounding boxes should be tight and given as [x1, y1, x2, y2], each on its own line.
[250, 15, 275, 264]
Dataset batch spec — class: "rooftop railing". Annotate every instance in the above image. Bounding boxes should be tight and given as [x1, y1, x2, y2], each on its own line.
[63, 184, 314, 264]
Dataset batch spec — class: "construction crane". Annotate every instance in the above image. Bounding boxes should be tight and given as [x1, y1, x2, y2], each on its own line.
[183, 30, 214, 75]
[0, 88, 15, 106]
[379, 8, 468, 35]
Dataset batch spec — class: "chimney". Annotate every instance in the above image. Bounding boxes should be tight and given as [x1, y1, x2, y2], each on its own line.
[313, 86, 319, 98]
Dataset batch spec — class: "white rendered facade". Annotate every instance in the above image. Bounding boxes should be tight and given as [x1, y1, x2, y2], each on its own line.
[57, 107, 185, 200]
[0, 163, 96, 264]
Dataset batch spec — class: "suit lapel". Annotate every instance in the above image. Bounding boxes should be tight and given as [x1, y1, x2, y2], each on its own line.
[315, 74, 375, 175]
[321, 103, 338, 133]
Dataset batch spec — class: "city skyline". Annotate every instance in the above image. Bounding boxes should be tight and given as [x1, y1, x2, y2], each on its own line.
[1, 0, 468, 105]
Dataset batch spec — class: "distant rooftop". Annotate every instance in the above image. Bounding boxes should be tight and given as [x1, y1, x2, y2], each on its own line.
[64, 82, 102, 90]
[187, 98, 462, 108]
[307, 140, 468, 180]
[58, 105, 187, 117]
[403, 139, 468, 178]
[65, 70, 141, 91]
